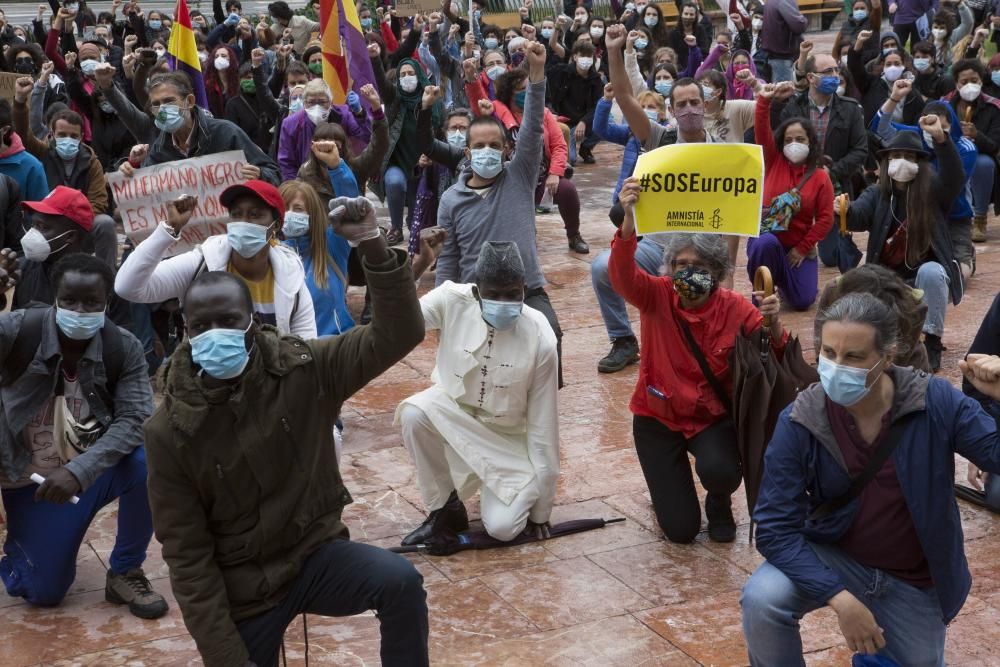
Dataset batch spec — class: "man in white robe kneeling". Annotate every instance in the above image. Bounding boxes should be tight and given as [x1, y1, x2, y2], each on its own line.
[397, 241, 559, 547]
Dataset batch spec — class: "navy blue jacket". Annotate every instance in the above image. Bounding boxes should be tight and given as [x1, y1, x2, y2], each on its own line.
[755, 366, 1000, 623]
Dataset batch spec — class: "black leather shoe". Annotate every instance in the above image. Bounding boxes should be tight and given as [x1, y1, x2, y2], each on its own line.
[401, 491, 469, 546]
[568, 234, 590, 254]
[924, 334, 944, 373]
[705, 493, 736, 543]
[597, 336, 639, 373]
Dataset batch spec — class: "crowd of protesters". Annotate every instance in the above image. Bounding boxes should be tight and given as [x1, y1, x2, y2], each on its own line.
[2, 0, 1000, 665]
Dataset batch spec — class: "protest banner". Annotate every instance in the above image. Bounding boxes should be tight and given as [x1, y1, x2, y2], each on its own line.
[0, 73, 20, 102]
[394, 0, 442, 16]
[632, 143, 764, 237]
[106, 151, 248, 256]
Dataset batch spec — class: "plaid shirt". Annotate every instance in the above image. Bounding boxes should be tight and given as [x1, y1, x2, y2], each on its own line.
[808, 96, 831, 150]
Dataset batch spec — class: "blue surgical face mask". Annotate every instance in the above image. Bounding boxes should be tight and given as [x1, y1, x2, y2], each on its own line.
[148, 19, 162, 30]
[818, 355, 885, 407]
[481, 298, 522, 330]
[361, 17, 373, 29]
[154, 104, 188, 133]
[55, 137, 80, 160]
[447, 130, 467, 148]
[514, 90, 527, 108]
[56, 307, 105, 340]
[487, 64, 506, 81]
[701, 84, 716, 100]
[852, 9, 868, 21]
[817, 75, 840, 95]
[913, 57, 931, 72]
[190, 322, 252, 380]
[541, 28, 553, 39]
[80, 59, 99, 77]
[654, 80, 672, 96]
[470, 147, 503, 179]
[227, 221, 273, 258]
[644, 108, 660, 121]
[992, 71, 1000, 87]
[635, 38, 649, 50]
[485, 37, 499, 49]
[282, 211, 310, 238]
[289, 98, 304, 113]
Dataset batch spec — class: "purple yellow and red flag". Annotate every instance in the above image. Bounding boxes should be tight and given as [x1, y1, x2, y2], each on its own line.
[320, 0, 376, 105]
[167, 0, 209, 110]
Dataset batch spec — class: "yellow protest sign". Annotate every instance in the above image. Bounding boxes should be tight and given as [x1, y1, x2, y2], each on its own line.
[633, 143, 764, 237]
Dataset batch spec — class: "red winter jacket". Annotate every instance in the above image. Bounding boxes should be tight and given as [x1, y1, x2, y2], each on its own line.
[756, 96, 835, 256]
[609, 231, 787, 438]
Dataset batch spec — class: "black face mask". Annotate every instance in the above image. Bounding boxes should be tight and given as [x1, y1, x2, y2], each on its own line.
[14, 60, 35, 75]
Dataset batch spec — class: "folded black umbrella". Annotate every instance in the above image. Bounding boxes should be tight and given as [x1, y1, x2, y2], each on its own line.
[955, 483, 1000, 513]
[389, 518, 626, 556]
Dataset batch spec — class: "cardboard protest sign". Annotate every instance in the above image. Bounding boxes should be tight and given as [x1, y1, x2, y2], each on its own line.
[632, 143, 764, 237]
[106, 151, 248, 256]
[394, 0, 442, 17]
[0, 73, 20, 102]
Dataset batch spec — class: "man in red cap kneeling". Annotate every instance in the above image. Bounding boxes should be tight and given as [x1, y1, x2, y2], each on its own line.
[115, 179, 318, 338]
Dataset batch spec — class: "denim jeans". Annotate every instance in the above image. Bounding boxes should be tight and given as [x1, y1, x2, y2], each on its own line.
[383, 165, 412, 232]
[971, 154, 995, 217]
[236, 539, 429, 667]
[769, 58, 795, 83]
[568, 127, 601, 164]
[0, 447, 153, 606]
[741, 541, 946, 667]
[590, 237, 664, 341]
[914, 261, 949, 337]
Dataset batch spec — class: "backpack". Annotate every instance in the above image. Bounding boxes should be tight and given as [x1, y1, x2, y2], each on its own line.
[0, 305, 125, 397]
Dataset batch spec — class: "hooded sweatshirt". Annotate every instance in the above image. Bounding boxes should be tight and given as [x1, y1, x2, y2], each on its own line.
[0, 133, 48, 202]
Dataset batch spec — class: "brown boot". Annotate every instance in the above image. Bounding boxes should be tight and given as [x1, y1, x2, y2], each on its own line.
[972, 214, 988, 243]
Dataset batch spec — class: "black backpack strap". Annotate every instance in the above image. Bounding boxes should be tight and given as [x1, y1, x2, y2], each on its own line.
[795, 167, 817, 192]
[809, 415, 915, 521]
[677, 317, 733, 417]
[1, 305, 48, 387]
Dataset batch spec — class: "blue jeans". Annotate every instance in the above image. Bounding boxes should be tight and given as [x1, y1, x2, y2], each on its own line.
[237, 540, 428, 667]
[769, 58, 795, 83]
[914, 261, 949, 337]
[0, 447, 153, 606]
[971, 154, 995, 217]
[746, 233, 818, 311]
[568, 128, 600, 164]
[383, 165, 412, 232]
[741, 542, 946, 667]
[590, 237, 664, 340]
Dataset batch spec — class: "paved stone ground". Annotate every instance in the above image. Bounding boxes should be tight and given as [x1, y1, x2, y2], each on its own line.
[5, 28, 1000, 667]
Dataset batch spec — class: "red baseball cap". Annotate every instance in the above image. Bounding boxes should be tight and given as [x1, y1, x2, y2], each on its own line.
[22, 186, 94, 231]
[219, 179, 285, 222]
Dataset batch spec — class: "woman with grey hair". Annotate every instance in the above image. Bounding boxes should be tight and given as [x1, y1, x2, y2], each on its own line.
[742, 291, 1000, 666]
[607, 177, 785, 544]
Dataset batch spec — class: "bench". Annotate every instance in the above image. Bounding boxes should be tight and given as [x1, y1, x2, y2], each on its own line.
[798, 0, 844, 31]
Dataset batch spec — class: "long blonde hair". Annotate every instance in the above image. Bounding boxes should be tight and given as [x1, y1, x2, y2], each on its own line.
[279, 180, 332, 289]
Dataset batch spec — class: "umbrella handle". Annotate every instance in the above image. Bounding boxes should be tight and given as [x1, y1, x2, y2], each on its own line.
[753, 266, 774, 328]
[838, 194, 850, 235]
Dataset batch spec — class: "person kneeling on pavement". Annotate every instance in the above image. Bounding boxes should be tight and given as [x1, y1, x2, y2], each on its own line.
[609, 176, 786, 544]
[741, 293, 1000, 666]
[0, 253, 165, 619]
[397, 241, 559, 547]
[144, 196, 429, 667]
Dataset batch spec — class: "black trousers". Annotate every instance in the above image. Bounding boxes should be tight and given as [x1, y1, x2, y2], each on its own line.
[236, 540, 429, 667]
[632, 415, 742, 544]
[525, 287, 564, 388]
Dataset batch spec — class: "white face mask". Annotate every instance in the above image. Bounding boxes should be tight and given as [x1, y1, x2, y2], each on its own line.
[932, 28, 947, 40]
[836, 85, 846, 96]
[960, 82, 982, 102]
[783, 142, 810, 164]
[21, 227, 71, 262]
[883, 65, 904, 82]
[887, 157, 919, 182]
[399, 75, 419, 93]
[589, 27, 604, 38]
[751, 18, 763, 30]
[306, 104, 329, 124]
[576, 57, 593, 71]
[214, 55, 230, 71]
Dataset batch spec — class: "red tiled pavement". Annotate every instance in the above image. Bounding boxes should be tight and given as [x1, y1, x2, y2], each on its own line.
[4, 27, 1000, 667]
